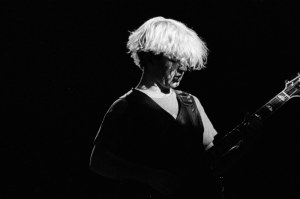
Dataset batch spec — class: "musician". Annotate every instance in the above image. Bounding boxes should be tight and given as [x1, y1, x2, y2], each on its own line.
[89, 16, 262, 199]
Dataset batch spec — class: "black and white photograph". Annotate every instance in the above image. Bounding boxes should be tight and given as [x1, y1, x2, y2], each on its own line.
[3, 0, 300, 198]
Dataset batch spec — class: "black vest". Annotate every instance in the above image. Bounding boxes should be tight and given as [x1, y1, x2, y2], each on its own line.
[120, 89, 205, 173]
[97, 88, 221, 199]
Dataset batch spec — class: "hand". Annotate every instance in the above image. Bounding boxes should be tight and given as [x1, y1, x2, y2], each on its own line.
[147, 169, 181, 196]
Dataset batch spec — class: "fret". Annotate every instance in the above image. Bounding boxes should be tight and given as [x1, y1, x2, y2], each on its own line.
[210, 91, 292, 165]
[254, 91, 290, 121]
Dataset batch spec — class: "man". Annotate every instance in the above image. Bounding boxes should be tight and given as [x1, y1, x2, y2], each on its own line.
[89, 16, 260, 199]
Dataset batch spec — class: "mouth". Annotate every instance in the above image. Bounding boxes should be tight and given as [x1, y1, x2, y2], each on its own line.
[173, 76, 182, 82]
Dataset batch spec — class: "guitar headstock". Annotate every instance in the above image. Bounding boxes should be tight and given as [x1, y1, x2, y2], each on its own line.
[284, 73, 300, 98]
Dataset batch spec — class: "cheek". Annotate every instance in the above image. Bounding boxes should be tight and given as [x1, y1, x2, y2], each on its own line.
[170, 70, 177, 78]
[165, 69, 176, 81]
[162, 62, 177, 81]
[167, 65, 177, 77]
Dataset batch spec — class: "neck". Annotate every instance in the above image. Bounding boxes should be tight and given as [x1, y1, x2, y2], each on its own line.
[136, 84, 174, 98]
[136, 71, 171, 94]
[137, 84, 172, 94]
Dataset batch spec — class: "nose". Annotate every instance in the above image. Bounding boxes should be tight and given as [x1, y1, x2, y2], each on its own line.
[177, 65, 187, 73]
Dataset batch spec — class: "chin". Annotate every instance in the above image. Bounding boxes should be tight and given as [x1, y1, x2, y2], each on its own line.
[170, 82, 180, 88]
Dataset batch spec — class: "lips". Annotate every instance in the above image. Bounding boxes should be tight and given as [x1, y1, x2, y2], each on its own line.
[173, 76, 181, 82]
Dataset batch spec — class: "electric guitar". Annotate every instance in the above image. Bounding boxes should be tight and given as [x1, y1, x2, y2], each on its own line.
[207, 73, 300, 175]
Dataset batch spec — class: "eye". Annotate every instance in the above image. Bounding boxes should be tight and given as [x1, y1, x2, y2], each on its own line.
[178, 64, 187, 72]
[167, 58, 177, 63]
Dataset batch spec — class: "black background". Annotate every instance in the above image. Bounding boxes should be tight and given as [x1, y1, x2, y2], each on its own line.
[2, 0, 300, 198]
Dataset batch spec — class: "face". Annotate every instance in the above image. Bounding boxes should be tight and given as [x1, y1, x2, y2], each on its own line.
[155, 56, 187, 89]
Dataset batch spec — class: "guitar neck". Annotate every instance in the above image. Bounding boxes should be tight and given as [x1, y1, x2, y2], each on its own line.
[217, 89, 291, 143]
[252, 90, 291, 122]
[207, 90, 292, 166]
[207, 73, 300, 176]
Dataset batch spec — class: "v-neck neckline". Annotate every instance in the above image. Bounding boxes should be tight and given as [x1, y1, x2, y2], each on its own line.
[132, 88, 182, 121]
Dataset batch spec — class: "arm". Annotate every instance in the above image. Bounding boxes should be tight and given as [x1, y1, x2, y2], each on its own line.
[192, 96, 262, 176]
[192, 96, 218, 150]
[90, 144, 180, 195]
[89, 144, 152, 183]
[89, 99, 152, 183]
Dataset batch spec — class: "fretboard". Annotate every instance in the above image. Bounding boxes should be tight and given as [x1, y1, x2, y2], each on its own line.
[253, 91, 291, 121]
[207, 73, 300, 176]
[207, 90, 292, 169]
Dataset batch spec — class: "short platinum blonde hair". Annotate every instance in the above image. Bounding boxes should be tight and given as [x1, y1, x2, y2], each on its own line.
[127, 16, 209, 71]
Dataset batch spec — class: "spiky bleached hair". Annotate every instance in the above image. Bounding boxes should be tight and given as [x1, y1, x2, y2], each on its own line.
[127, 16, 209, 71]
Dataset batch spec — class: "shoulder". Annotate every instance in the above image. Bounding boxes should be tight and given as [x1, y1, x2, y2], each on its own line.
[175, 90, 205, 112]
[191, 94, 205, 112]
[107, 90, 133, 114]
[174, 89, 191, 97]
[109, 98, 129, 113]
[175, 89, 194, 104]
[107, 88, 146, 114]
[175, 89, 201, 104]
